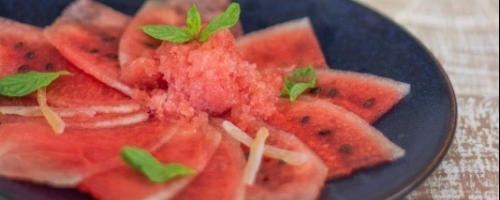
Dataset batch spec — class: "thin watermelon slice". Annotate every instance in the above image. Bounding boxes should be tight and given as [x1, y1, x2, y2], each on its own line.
[44, 0, 135, 97]
[0, 17, 133, 107]
[242, 122, 328, 200]
[261, 68, 410, 123]
[0, 119, 174, 187]
[267, 97, 405, 179]
[172, 135, 246, 200]
[236, 17, 328, 70]
[0, 17, 144, 130]
[312, 69, 410, 123]
[78, 120, 222, 200]
[118, 0, 244, 66]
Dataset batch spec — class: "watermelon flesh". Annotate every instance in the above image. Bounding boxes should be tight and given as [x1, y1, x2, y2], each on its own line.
[0, 119, 174, 187]
[236, 17, 328, 70]
[0, 17, 132, 107]
[313, 69, 410, 123]
[172, 135, 246, 200]
[118, 0, 244, 66]
[262, 68, 411, 123]
[241, 122, 328, 200]
[267, 97, 405, 179]
[44, 0, 136, 97]
[121, 28, 279, 130]
[78, 120, 222, 200]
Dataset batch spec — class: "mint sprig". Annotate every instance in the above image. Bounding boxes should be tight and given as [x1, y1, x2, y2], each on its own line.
[281, 66, 318, 102]
[198, 3, 240, 42]
[186, 4, 202, 37]
[140, 26, 192, 43]
[121, 146, 196, 183]
[139, 3, 240, 43]
[0, 71, 71, 97]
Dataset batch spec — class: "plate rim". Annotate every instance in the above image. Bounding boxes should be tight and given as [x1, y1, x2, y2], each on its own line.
[347, 1, 458, 199]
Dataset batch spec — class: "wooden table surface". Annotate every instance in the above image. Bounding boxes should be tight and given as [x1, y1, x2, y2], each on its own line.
[355, 0, 499, 199]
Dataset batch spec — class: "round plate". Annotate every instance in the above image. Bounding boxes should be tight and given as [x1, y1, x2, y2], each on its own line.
[0, 0, 457, 199]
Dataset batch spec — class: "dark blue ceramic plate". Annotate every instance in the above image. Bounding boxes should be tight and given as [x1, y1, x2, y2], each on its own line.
[0, 0, 456, 199]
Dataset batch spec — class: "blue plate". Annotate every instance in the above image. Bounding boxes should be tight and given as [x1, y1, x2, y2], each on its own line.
[0, 0, 457, 199]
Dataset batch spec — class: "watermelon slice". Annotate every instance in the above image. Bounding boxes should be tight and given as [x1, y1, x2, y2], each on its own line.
[242, 122, 328, 200]
[172, 135, 246, 200]
[267, 97, 405, 179]
[0, 119, 174, 187]
[44, 0, 135, 97]
[78, 120, 222, 200]
[236, 17, 328, 70]
[264, 68, 411, 123]
[312, 69, 410, 123]
[118, 0, 244, 66]
[0, 17, 134, 108]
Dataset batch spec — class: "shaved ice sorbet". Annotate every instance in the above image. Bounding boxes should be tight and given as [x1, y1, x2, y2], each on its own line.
[121, 29, 281, 127]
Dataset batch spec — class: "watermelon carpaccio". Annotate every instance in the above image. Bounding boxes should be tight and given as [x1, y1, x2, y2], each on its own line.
[171, 135, 246, 200]
[44, 0, 136, 97]
[260, 68, 411, 123]
[267, 98, 405, 179]
[0, 17, 131, 106]
[79, 121, 222, 200]
[0, 119, 174, 187]
[0, 0, 411, 199]
[0, 16, 144, 127]
[236, 17, 328, 70]
[119, 0, 244, 66]
[241, 121, 328, 200]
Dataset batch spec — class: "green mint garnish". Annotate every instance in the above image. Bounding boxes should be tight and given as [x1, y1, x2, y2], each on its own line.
[139, 25, 193, 43]
[120, 146, 196, 183]
[186, 4, 202, 37]
[198, 3, 240, 42]
[0, 71, 71, 97]
[139, 3, 240, 43]
[281, 66, 318, 102]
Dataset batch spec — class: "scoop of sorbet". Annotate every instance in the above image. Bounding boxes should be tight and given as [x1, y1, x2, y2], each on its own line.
[122, 29, 280, 124]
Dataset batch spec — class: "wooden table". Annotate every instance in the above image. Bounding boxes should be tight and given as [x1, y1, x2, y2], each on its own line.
[355, 0, 500, 199]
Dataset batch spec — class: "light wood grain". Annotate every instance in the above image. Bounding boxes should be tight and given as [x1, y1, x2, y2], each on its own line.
[356, 0, 500, 199]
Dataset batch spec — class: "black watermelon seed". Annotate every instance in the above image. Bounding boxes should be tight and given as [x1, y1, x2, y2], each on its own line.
[45, 63, 54, 71]
[106, 54, 118, 60]
[144, 42, 157, 49]
[278, 160, 286, 166]
[90, 49, 100, 54]
[301, 116, 310, 125]
[25, 51, 35, 60]
[309, 87, 322, 95]
[14, 42, 24, 49]
[363, 98, 376, 108]
[328, 89, 338, 98]
[101, 35, 116, 42]
[18, 65, 30, 72]
[262, 176, 270, 182]
[319, 129, 331, 136]
[339, 144, 352, 154]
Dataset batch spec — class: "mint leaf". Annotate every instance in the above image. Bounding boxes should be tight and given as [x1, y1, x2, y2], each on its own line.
[121, 146, 196, 183]
[0, 71, 71, 97]
[290, 83, 313, 101]
[281, 77, 295, 96]
[186, 4, 202, 37]
[139, 25, 193, 43]
[281, 66, 318, 102]
[293, 66, 317, 79]
[199, 3, 240, 42]
[144, 163, 196, 183]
